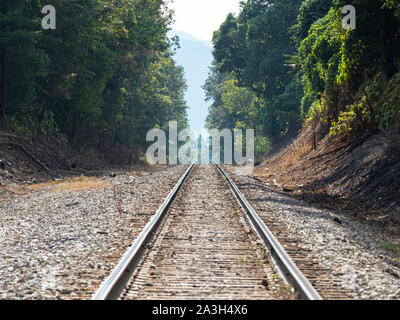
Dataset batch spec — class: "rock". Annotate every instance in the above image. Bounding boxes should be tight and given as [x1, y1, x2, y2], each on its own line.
[58, 289, 72, 295]
[260, 279, 269, 289]
[388, 201, 397, 208]
[66, 202, 80, 207]
[66, 159, 77, 169]
[0, 166, 190, 299]
[385, 268, 400, 279]
[283, 187, 294, 192]
[333, 217, 342, 224]
[109, 173, 117, 178]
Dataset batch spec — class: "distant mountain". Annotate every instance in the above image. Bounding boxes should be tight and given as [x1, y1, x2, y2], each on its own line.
[169, 30, 213, 136]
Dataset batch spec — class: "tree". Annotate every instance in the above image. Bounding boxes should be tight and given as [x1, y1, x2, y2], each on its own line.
[210, 0, 303, 140]
[206, 0, 400, 147]
[0, 0, 188, 161]
[0, 0, 48, 125]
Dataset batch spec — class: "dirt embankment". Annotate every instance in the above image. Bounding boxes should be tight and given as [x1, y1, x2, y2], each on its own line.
[253, 126, 400, 227]
[0, 130, 146, 199]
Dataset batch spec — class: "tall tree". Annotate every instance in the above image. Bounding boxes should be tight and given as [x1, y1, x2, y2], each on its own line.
[0, 0, 48, 125]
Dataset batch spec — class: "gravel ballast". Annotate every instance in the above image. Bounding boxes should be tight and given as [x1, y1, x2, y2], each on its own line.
[226, 166, 400, 299]
[0, 165, 188, 300]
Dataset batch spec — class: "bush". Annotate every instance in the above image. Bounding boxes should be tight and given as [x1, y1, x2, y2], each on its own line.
[305, 96, 329, 126]
[39, 110, 68, 145]
[5, 113, 37, 137]
[5, 109, 68, 145]
[376, 73, 400, 129]
[329, 71, 400, 137]
[329, 98, 371, 137]
[255, 136, 271, 156]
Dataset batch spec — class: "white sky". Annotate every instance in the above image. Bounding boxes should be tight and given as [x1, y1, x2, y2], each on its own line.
[168, 0, 242, 42]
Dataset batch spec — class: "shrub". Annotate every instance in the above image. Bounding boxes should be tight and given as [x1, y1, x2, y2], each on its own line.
[376, 73, 400, 129]
[255, 136, 271, 156]
[330, 98, 371, 137]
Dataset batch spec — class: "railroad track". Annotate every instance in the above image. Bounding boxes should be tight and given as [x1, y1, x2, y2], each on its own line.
[223, 169, 356, 300]
[92, 164, 324, 300]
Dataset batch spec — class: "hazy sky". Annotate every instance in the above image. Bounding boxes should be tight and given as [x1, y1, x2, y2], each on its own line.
[167, 0, 242, 135]
[168, 0, 242, 42]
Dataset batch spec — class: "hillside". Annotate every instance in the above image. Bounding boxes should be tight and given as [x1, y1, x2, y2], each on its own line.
[253, 127, 400, 227]
[0, 129, 110, 200]
[204, 0, 400, 227]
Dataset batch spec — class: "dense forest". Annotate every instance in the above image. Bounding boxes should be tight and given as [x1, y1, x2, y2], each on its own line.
[2, 0, 400, 164]
[205, 0, 400, 156]
[0, 0, 188, 160]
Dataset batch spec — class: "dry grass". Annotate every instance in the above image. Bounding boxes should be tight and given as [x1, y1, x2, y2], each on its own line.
[0, 183, 24, 194]
[260, 124, 331, 172]
[25, 180, 62, 191]
[275, 144, 312, 169]
[25, 176, 110, 192]
[254, 125, 324, 186]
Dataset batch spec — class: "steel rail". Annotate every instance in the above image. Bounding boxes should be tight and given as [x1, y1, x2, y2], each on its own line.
[92, 164, 195, 300]
[216, 164, 323, 300]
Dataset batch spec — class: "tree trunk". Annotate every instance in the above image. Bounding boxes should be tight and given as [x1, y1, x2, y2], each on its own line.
[134, 143, 140, 165]
[129, 143, 133, 165]
[312, 132, 317, 150]
[0, 49, 7, 126]
[380, 9, 394, 86]
[37, 80, 56, 136]
[72, 112, 78, 146]
[37, 104, 47, 135]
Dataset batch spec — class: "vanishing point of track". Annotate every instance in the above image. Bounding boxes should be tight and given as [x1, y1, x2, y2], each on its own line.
[92, 164, 325, 300]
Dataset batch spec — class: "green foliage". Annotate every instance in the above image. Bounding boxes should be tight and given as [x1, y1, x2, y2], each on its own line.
[270, 77, 303, 136]
[380, 242, 400, 255]
[5, 113, 37, 137]
[331, 71, 400, 136]
[330, 98, 371, 137]
[305, 98, 327, 124]
[298, 8, 344, 104]
[38, 110, 68, 145]
[0, 1, 49, 115]
[293, 0, 333, 43]
[0, 0, 188, 153]
[207, 0, 304, 143]
[299, 0, 400, 132]
[254, 136, 271, 155]
[376, 73, 400, 129]
[206, 0, 400, 157]
[205, 73, 263, 135]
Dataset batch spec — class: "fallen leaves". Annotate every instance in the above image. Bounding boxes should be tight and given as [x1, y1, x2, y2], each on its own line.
[25, 176, 111, 192]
